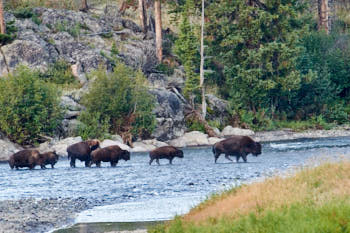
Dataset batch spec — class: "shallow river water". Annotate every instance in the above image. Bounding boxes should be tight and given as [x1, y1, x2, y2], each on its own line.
[1, 137, 350, 226]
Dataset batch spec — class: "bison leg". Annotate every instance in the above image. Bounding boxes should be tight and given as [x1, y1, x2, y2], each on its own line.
[41, 164, 47, 169]
[242, 153, 247, 163]
[51, 164, 55, 169]
[169, 158, 173, 165]
[214, 154, 220, 163]
[111, 162, 116, 167]
[70, 158, 76, 168]
[236, 156, 240, 163]
[156, 158, 160, 165]
[225, 154, 233, 162]
[85, 160, 91, 167]
[149, 158, 154, 165]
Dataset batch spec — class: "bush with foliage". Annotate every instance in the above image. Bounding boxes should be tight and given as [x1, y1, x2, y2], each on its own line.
[0, 66, 63, 144]
[39, 59, 79, 86]
[77, 63, 156, 140]
[0, 21, 17, 45]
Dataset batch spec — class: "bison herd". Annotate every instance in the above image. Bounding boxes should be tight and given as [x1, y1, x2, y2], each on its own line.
[8, 136, 262, 170]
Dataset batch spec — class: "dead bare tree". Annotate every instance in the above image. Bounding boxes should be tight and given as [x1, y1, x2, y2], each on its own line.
[199, 0, 206, 119]
[318, 0, 329, 33]
[0, 0, 6, 34]
[139, 0, 148, 33]
[154, 0, 162, 62]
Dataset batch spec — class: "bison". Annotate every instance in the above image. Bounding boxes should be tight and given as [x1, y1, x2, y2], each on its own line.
[149, 146, 184, 165]
[90, 145, 130, 167]
[213, 136, 261, 163]
[9, 149, 41, 170]
[67, 139, 100, 168]
[39, 151, 59, 169]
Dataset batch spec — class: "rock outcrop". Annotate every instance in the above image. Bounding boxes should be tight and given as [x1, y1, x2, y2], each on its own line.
[221, 126, 255, 137]
[150, 88, 186, 141]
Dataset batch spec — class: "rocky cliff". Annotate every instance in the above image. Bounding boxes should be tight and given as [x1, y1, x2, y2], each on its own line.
[0, 6, 186, 141]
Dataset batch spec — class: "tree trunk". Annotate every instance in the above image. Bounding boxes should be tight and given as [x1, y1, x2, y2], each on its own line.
[81, 0, 88, 11]
[200, 0, 206, 119]
[0, 0, 6, 34]
[318, 0, 329, 33]
[154, 0, 162, 62]
[139, 0, 148, 33]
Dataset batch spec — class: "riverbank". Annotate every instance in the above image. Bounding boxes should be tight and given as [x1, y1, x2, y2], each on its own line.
[150, 161, 350, 233]
[0, 198, 94, 233]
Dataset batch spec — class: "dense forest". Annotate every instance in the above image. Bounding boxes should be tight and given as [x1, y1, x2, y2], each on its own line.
[0, 0, 350, 145]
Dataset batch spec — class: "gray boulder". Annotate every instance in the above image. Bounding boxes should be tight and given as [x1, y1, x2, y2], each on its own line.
[221, 126, 255, 137]
[206, 94, 229, 124]
[150, 89, 186, 141]
[0, 138, 22, 162]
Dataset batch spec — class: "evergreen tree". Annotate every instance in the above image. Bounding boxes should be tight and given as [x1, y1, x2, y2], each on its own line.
[173, 0, 200, 102]
[207, 0, 310, 115]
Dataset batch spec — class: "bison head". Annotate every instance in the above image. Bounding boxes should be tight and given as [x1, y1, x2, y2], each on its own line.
[50, 151, 59, 163]
[121, 150, 130, 161]
[175, 149, 184, 158]
[252, 142, 262, 156]
[86, 139, 100, 151]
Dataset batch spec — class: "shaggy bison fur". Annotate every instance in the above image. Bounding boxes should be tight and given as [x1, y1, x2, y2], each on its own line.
[67, 139, 100, 168]
[149, 146, 184, 165]
[213, 136, 261, 163]
[90, 145, 130, 167]
[40, 151, 59, 169]
[9, 149, 41, 170]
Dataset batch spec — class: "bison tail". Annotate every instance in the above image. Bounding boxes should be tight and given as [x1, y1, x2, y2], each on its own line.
[212, 145, 216, 155]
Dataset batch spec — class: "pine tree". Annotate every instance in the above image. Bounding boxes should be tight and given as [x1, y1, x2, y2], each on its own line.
[174, 0, 200, 102]
[207, 0, 310, 114]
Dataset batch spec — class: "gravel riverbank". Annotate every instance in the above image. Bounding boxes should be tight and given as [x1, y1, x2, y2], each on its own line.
[0, 198, 95, 233]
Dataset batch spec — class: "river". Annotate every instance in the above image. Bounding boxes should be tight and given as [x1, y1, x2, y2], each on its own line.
[1, 137, 350, 232]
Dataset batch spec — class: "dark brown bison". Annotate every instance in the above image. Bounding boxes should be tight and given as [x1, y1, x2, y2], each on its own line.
[213, 136, 262, 163]
[39, 151, 59, 169]
[149, 146, 184, 165]
[67, 139, 100, 168]
[8, 149, 42, 170]
[90, 145, 130, 167]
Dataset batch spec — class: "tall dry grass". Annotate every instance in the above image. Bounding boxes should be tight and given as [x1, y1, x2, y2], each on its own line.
[184, 161, 350, 224]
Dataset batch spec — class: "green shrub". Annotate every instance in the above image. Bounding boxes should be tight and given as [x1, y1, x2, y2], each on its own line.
[13, 7, 34, 18]
[39, 60, 79, 86]
[76, 112, 110, 141]
[186, 118, 206, 133]
[155, 63, 174, 76]
[0, 21, 17, 45]
[0, 66, 63, 144]
[77, 63, 156, 140]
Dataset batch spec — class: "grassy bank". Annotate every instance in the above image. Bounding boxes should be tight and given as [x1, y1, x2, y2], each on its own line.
[150, 161, 350, 233]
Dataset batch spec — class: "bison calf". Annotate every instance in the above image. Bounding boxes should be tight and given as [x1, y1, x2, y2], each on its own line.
[149, 146, 184, 165]
[91, 145, 130, 167]
[67, 139, 100, 168]
[9, 149, 41, 170]
[40, 151, 59, 169]
[213, 136, 261, 163]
